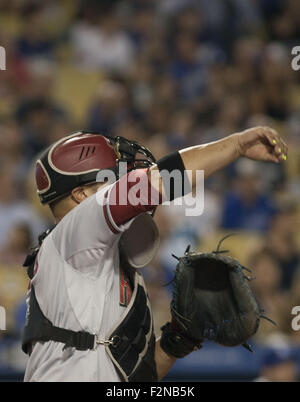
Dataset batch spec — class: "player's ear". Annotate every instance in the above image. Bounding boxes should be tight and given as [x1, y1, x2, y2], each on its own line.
[70, 187, 86, 204]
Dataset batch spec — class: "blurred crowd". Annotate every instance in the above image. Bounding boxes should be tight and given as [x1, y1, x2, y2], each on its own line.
[0, 0, 300, 380]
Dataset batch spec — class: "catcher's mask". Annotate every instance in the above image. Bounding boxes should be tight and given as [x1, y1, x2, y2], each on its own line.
[35, 131, 156, 205]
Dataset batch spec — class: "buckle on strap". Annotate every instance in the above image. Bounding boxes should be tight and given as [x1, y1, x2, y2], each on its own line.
[93, 335, 121, 350]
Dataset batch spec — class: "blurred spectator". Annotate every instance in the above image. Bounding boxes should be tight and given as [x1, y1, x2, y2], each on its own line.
[166, 109, 196, 149]
[19, 58, 56, 102]
[129, 56, 155, 114]
[250, 248, 287, 342]
[267, 0, 300, 45]
[128, 5, 157, 50]
[265, 205, 300, 290]
[0, 119, 28, 183]
[0, 160, 46, 247]
[168, 33, 209, 102]
[285, 114, 300, 198]
[258, 43, 292, 121]
[16, 3, 55, 61]
[17, 98, 66, 160]
[0, 223, 31, 266]
[256, 347, 299, 382]
[87, 80, 130, 134]
[221, 159, 277, 232]
[71, 7, 135, 73]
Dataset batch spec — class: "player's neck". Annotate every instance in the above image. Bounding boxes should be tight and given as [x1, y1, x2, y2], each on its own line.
[51, 200, 78, 223]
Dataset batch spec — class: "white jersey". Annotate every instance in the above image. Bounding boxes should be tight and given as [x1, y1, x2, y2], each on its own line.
[24, 184, 134, 382]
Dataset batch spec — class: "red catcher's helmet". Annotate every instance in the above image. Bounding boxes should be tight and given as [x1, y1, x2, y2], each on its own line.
[35, 131, 156, 205]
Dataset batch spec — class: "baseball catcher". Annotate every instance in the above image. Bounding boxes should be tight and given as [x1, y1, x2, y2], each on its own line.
[22, 127, 287, 381]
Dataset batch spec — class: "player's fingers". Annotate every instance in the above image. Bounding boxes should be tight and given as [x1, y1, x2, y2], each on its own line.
[272, 130, 289, 157]
[273, 144, 286, 160]
[261, 127, 287, 161]
[274, 138, 288, 161]
[279, 137, 288, 158]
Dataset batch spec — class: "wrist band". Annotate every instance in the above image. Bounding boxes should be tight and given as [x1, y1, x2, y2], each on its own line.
[156, 151, 191, 201]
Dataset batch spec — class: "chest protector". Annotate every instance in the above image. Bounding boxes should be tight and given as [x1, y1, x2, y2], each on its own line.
[22, 230, 158, 382]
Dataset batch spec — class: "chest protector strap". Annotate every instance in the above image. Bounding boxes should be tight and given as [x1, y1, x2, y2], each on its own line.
[22, 286, 97, 353]
[105, 273, 157, 382]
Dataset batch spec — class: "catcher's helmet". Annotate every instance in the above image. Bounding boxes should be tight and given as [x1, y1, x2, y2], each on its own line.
[36, 131, 156, 204]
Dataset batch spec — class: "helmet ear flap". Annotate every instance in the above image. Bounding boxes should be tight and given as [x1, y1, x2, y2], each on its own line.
[36, 160, 51, 194]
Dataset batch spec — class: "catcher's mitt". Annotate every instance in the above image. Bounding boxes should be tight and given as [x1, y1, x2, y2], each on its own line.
[160, 237, 274, 358]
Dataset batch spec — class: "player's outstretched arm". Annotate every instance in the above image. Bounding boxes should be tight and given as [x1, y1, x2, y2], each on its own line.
[149, 126, 288, 192]
[103, 127, 287, 231]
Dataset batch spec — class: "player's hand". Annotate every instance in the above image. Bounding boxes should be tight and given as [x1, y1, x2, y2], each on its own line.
[236, 127, 288, 163]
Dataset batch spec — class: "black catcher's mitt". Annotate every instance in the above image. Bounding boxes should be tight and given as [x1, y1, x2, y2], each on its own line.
[160, 237, 274, 358]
